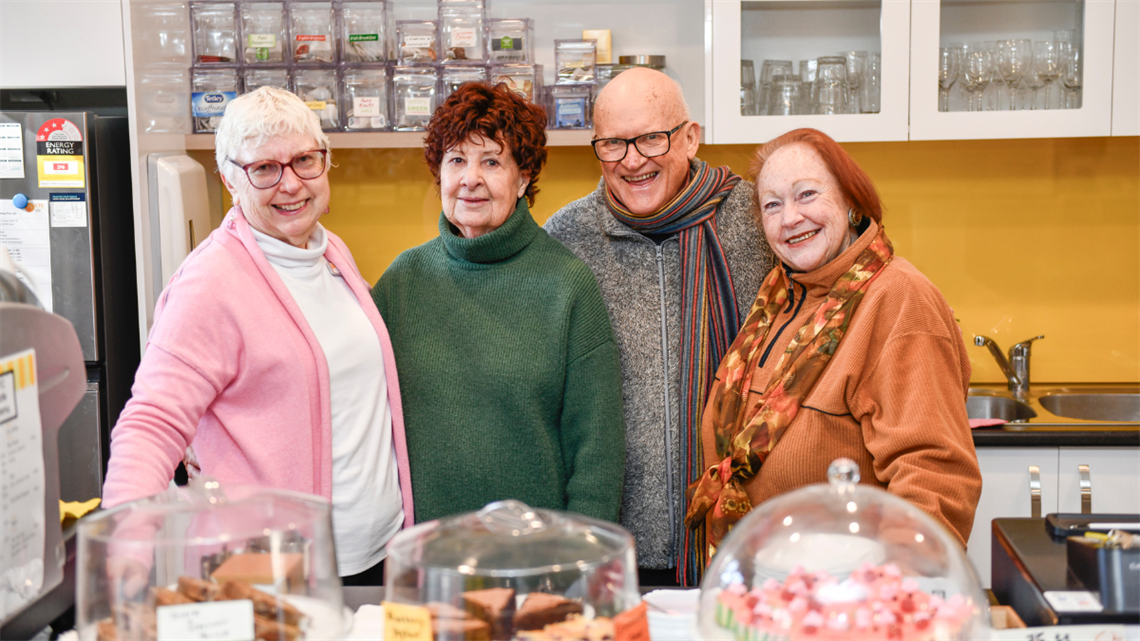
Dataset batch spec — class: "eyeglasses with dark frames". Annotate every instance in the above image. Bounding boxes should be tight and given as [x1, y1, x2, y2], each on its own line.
[228, 149, 329, 189]
[591, 121, 689, 163]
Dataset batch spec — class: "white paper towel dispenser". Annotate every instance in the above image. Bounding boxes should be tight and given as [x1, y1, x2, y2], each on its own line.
[146, 153, 210, 308]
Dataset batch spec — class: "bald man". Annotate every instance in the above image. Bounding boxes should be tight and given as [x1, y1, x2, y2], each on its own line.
[545, 68, 774, 585]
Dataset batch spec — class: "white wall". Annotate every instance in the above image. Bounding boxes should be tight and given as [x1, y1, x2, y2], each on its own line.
[0, 0, 126, 88]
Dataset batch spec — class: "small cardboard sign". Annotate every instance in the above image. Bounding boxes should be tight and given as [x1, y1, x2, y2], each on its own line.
[156, 599, 255, 641]
[382, 601, 432, 641]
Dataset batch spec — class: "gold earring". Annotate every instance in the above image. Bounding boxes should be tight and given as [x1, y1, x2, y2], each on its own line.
[848, 208, 861, 226]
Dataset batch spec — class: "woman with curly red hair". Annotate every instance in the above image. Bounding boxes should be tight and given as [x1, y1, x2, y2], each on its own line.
[372, 83, 625, 523]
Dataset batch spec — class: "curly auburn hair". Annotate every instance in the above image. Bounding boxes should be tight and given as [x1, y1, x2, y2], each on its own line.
[750, 128, 884, 224]
[424, 83, 548, 206]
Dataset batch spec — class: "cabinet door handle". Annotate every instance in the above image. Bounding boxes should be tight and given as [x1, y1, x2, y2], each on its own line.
[1029, 465, 1041, 518]
[1079, 464, 1092, 514]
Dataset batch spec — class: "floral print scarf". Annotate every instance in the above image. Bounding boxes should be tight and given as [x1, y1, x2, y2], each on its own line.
[683, 226, 894, 557]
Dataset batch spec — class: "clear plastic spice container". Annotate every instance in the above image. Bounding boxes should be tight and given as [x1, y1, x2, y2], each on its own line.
[341, 0, 388, 63]
[135, 3, 191, 64]
[697, 459, 988, 641]
[191, 68, 238, 132]
[240, 2, 285, 63]
[555, 39, 597, 85]
[392, 66, 437, 131]
[396, 20, 438, 65]
[76, 481, 349, 641]
[487, 18, 533, 64]
[243, 67, 290, 94]
[491, 63, 538, 103]
[191, 2, 237, 63]
[384, 500, 641, 638]
[439, 0, 485, 65]
[439, 66, 487, 104]
[295, 68, 340, 130]
[550, 85, 592, 129]
[138, 70, 190, 134]
[290, 2, 335, 64]
[343, 67, 390, 131]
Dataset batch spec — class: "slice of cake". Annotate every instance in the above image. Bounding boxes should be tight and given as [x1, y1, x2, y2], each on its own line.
[462, 587, 516, 640]
[513, 592, 584, 631]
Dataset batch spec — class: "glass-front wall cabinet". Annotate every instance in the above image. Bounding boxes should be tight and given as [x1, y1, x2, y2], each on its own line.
[909, 0, 1115, 140]
[709, 0, 911, 144]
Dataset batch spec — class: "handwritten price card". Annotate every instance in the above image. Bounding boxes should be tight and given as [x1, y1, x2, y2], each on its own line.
[383, 601, 432, 641]
[156, 599, 254, 640]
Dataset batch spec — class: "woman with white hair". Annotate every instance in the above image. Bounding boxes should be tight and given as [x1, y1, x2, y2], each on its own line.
[102, 86, 412, 584]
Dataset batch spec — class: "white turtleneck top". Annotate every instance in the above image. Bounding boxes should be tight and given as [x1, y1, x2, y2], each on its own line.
[251, 224, 403, 576]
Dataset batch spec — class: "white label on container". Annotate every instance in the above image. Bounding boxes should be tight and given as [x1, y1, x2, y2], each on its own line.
[405, 97, 431, 116]
[156, 599, 255, 641]
[450, 28, 477, 48]
[49, 193, 86, 228]
[991, 624, 1127, 641]
[1042, 590, 1103, 613]
[0, 349, 46, 623]
[403, 35, 434, 48]
[0, 123, 24, 179]
[248, 34, 276, 48]
[305, 100, 327, 111]
[354, 96, 381, 117]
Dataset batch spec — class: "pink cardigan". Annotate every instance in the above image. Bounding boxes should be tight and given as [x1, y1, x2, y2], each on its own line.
[103, 208, 415, 528]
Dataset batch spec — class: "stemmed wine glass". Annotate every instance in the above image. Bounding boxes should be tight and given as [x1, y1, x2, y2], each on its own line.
[960, 43, 991, 112]
[1033, 40, 1063, 109]
[843, 51, 867, 114]
[1021, 59, 1046, 110]
[1060, 42, 1082, 109]
[996, 39, 1032, 111]
[938, 47, 960, 112]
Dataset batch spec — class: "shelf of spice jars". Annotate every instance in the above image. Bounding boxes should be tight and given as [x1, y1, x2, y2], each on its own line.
[181, 128, 594, 150]
[705, 0, 911, 145]
[908, 0, 1115, 141]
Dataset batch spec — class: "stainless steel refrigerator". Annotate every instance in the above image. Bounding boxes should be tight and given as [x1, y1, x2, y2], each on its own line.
[0, 110, 140, 503]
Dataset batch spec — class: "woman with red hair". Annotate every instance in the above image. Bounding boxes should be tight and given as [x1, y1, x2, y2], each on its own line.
[687, 128, 980, 558]
[372, 83, 625, 523]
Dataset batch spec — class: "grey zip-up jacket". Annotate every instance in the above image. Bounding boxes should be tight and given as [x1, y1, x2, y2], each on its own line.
[544, 174, 774, 569]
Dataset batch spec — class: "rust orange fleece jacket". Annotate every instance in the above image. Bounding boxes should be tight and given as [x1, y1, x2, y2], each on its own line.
[700, 219, 981, 547]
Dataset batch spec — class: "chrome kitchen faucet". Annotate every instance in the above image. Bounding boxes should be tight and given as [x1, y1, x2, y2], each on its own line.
[973, 334, 1045, 398]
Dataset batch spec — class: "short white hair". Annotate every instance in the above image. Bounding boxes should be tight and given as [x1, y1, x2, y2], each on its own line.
[214, 86, 331, 182]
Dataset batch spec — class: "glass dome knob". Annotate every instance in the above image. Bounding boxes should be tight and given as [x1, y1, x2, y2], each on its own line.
[827, 458, 861, 490]
[477, 499, 549, 536]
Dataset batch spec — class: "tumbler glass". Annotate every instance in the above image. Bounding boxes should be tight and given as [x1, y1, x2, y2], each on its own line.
[741, 59, 757, 116]
[767, 74, 800, 116]
[758, 59, 793, 117]
[812, 56, 847, 115]
[864, 52, 881, 114]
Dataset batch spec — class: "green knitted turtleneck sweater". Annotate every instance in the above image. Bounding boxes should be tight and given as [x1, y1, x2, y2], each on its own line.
[372, 199, 625, 523]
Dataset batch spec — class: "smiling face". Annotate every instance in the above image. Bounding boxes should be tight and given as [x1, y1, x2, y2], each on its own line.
[756, 143, 854, 272]
[222, 132, 330, 248]
[440, 135, 530, 238]
[593, 68, 700, 215]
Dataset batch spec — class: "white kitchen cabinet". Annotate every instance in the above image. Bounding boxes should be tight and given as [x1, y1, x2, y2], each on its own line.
[0, 0, 127, 88]
[706, 0, 912, 144]
[1057, 447, 1140, 514]
[909, 0, 1116, 140]
[967, 448, 1060, 589]
[1112, 0, 1139, 136]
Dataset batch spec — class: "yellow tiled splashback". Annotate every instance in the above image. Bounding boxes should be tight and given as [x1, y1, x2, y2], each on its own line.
[193, 136, 1139, 384]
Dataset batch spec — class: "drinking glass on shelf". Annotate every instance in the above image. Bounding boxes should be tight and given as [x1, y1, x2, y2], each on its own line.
[865, 53, 881, 114]
[843, 51, 867, 114]
[812, 56, 848, 115]
[758, 59, 793, 117]
[1033, 40, 1063, 109]
[981, 41, 1004, 110]
[1060, 43, 1082, 109]
[938, 47, 960, 112]
[960, 43, 990, 112]
[997, 39, 1032, 111]
[1021, 59, 1046, 110]
[767, 74, 800, 116]
[741, 60, 758, 116]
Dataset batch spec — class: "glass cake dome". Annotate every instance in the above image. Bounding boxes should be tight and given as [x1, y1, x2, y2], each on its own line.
[76, 479, 347, 640]
[697, 459, 988, 641]
[384, 499, 640, 640]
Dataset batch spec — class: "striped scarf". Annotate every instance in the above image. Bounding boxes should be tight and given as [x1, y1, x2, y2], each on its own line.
[604, 159, 742, 586]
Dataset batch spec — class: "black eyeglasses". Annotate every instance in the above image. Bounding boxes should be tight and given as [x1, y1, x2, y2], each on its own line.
[228, 149, 329, 189]
[591, 121, 688, 163]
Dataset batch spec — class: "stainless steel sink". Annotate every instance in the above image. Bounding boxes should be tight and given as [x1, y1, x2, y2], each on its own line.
[1038, 392, 1140, 422]
[967, 395, 1037, 422]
